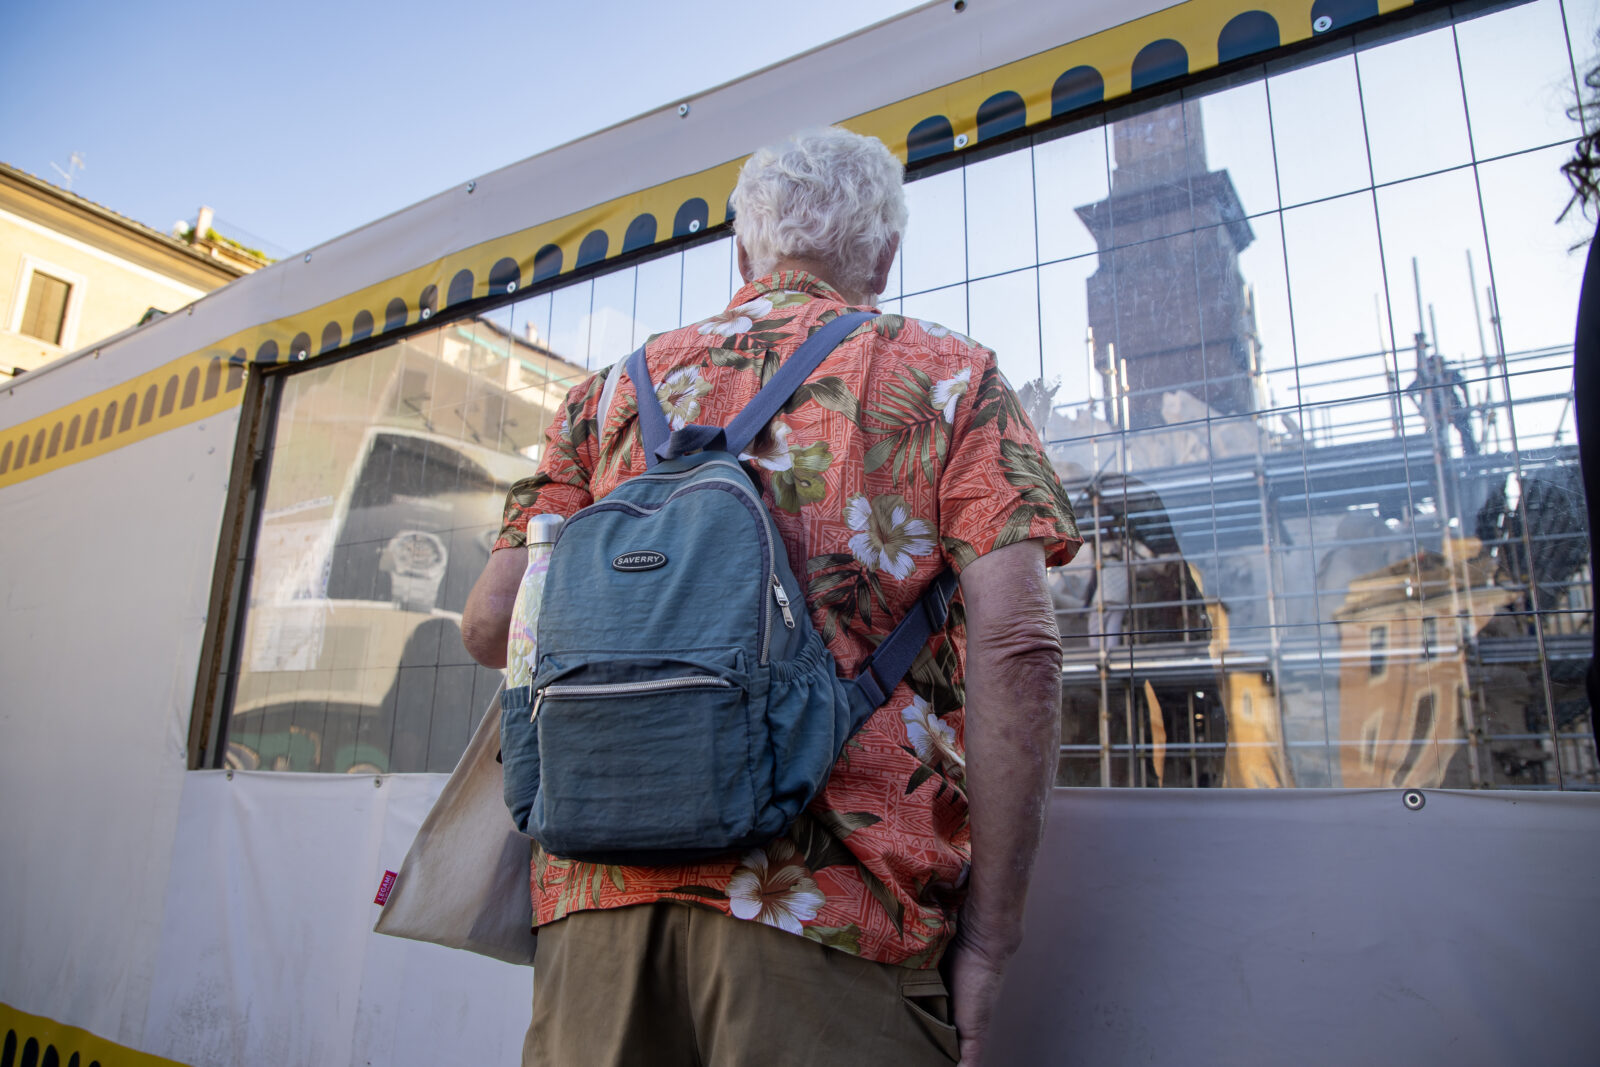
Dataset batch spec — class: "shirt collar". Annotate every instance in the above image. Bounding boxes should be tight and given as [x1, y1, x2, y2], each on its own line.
[729, 270, 857, 309]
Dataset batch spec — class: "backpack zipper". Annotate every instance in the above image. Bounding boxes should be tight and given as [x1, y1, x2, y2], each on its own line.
[771, 576, 796, 629]
[531, 674, 734, 722]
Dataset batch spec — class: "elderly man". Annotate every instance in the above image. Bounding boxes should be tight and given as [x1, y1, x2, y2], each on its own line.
[463, 127, 1079, 1066]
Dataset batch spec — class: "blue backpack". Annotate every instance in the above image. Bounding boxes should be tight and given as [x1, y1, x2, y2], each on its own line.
[500, 311, 957, 864]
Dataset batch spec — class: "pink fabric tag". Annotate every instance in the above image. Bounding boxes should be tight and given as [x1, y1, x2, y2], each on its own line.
[374, 870, 397, 905]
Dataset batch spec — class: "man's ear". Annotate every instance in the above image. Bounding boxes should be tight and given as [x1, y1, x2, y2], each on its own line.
[737, 240, 755, 284]
[869, 234, 900, 297]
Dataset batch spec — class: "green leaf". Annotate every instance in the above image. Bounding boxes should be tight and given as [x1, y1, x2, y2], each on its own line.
[606, 865, 626, 892]
[803, 924, 863, 954]
[864, 436, 896, 474]
[860, 866, 905, 935]
[807, 553, 857, 572]
[815, 810, 883, 838]
[788, 812, 857, 870]
[906, 762, 935, 795]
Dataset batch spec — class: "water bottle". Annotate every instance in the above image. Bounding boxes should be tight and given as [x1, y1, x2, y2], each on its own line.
[505, 513, 565, 689]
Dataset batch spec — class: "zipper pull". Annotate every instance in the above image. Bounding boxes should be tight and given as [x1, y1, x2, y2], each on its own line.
[530, 688, 545, 724]
[771, 576, 796, 629]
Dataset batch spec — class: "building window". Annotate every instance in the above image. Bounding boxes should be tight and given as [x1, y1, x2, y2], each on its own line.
[8, 256, 84, 351]
[1369, 626, 1388, 678]
[20, 270, 71, 344]
[1421, 616, 1437, 661]
[1393, 692, 1437, 786]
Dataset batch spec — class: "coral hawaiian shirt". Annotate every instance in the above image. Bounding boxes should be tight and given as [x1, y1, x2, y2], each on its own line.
[494, 271, 1080, 968]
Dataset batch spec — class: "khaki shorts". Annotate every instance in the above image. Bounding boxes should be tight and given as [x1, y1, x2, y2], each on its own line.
[524, 902, 960, 1066]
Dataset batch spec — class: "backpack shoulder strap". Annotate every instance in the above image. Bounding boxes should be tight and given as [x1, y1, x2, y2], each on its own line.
[852, 568, 961, 709]
[720, 310, 877, 458]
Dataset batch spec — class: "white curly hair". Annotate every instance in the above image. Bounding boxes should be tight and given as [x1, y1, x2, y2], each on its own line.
[730, 127, 908, 297]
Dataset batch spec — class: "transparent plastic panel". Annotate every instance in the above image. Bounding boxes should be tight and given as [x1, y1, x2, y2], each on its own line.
[1267, 54, 1372, 206]
[1458, 0, 1584, 160]
[901, 282, 968, 336]
[964, 148, 1037, 279]
[1038, 254, 1102, 455]
[589, 267, 638, 370]
[901, 168, 968, 295]
[1101, 96, 1198, 245]
[1034, 122, 1111, 264]
[1194, 76, 1281, 218]
[1477, 144, 1591, 356]
[681, 236, 735, 326]
[633, 252, 684, 340]
[1280, 192, 1393, 420]
[1357, 24, 1473, 185]
[967, 268, 1042, 392]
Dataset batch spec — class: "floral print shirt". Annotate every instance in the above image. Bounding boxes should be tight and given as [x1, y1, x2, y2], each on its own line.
[494, 271, 1081, 968]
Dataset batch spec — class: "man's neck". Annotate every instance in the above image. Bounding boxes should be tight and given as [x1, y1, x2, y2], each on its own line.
[765, 257, 875, 306]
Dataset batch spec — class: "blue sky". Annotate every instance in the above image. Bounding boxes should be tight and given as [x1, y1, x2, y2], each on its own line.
[1, 0, 924, 256]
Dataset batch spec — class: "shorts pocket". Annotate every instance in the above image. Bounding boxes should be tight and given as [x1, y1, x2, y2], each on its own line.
[900, 969, 960, 1062]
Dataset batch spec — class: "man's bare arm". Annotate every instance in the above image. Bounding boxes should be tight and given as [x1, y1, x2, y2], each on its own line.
[948, 538, 1062, 1065]
[461, 547, 527, 669]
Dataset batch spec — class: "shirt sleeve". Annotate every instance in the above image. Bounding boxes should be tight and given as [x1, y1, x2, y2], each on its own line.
[492, 370, 608, 551]
[936, 347, 1083, 574]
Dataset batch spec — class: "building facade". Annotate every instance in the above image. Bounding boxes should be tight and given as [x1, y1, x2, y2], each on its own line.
[0, 164, 258, 377]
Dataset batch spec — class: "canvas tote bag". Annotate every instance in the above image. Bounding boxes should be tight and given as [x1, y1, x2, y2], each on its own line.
[373, 684, 537, 966]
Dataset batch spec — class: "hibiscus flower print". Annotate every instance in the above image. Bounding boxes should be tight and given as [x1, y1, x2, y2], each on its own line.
[844, 493, 934, 580]
[772, 440, 832, 513]
[655, 368, 714, 430]
[698, 297, 775, 337]
[902, 695, 966, 773]
[739, 419, 793, 472]
[930, 367, 972, 423]
[727, 839, 825, 935]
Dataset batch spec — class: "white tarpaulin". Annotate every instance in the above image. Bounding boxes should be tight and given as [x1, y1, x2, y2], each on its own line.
[143, 770, 529, 1067]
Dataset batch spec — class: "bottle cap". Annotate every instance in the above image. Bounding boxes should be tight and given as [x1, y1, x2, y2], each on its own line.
[526, 513, 565, 547]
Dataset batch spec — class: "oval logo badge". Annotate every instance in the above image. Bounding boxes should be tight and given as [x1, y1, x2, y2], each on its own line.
[612, 550, 668, 572]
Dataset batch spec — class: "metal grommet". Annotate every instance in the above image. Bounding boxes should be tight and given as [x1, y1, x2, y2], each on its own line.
[420, 308, 432, 320]
[677, 103, 691, 118]
[506, 281, 517, 293]
[688, 219, 701, 233]
[226, 769, 234, 780]
[374, 776, 383, 788]
[954, 133, 969, 149]
[466, 180, 476, 193]
[1313, 15, 1333, 33]
[304, 252, 312, 263]
[294, 351, 306, 361]
[953, 0, 966, 10]
[1402, 789, 1425, 811]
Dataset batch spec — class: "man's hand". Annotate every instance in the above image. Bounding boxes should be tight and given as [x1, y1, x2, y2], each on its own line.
[946, 930, 1011, 1066]
[950, 538, 1062, 1065]
[461, 546, 526, 669]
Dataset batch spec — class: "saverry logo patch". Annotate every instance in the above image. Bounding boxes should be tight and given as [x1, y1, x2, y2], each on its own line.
[612, 550, 668, 572]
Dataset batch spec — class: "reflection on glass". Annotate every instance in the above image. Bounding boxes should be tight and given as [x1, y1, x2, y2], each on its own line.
[1458, 0, 1583, 160]
[1357, 25, 1473, 185]
[547, 279, 593, 373]
[964, 149, 1036, 279]
[1195, 77, 1280, 218]
[1038, 254, 1100, 423]
[967, 269, 1041, 390]
[900, 169, 967, 295]
[590, 268, 638, 370]
[1268, 54, 1371, 206]
[681, 237, 735, 322]
[229, 3, 1592, 783]
[1476, 145, 1590, 355]
[1034, 123, 1110, 264]
[633, 252, 683, 341]
[223, 315, 584, 773]
[900, 283, 967, 336]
